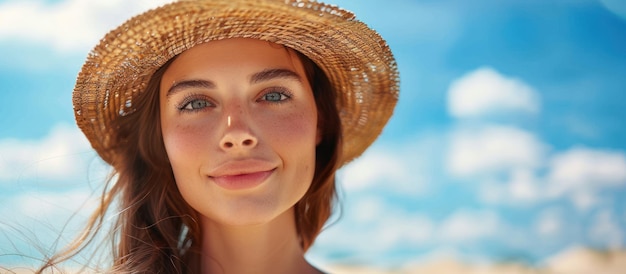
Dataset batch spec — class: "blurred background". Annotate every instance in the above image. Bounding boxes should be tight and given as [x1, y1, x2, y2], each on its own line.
[1, 0, 625, 273]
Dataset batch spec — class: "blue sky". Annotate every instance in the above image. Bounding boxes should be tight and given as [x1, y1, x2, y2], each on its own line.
[1, 0, 626, 270]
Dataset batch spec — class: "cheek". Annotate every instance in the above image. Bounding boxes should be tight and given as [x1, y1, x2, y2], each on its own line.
[267, 108, 317, 150]
[263, 106, 318, 181]
[162, 123, 210, 171]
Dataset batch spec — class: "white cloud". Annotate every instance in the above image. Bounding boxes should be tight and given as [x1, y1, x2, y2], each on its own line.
[544, 147, 626, 210]
[0, 0, 173, 52]
[391, 214, 435, 248]
[478, 171, 544, 206]
[478, 168, 543, 205]
[534, 209, 564, 237]
[438, 209, 501, 243]
[351, 195, 386, 223]
[477, 146, 626, 210]
[339, 135, 440, 195]
[570, 191, 598, 212]
[340, 147, 411, 191]
[13, 188, 96, 220]
[547, 147, 626, 194]
[446, 125, 546, 177]
[0, 123, 95, 183]
[447, 67, 540, 118]
[314, 197, 436, 257]
[316, 200, 506, 259]
[588, 210, 623, 249]
[0, 187, 106, 264]
[507, 168, 541, 202]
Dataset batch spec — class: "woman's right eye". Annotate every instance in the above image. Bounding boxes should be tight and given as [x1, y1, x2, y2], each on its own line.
[178, 99, 212, 111]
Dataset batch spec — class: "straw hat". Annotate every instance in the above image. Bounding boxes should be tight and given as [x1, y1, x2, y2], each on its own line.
[73, 0, 399, 166]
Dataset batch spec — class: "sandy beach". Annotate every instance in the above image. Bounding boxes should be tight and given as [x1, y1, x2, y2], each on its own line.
[325, 247, 626, 274]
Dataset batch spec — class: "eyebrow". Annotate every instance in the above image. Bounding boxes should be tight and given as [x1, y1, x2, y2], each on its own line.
[166, 68, 302, 97]
[250, 68, 302, 84]
[166, 79, 216, 97]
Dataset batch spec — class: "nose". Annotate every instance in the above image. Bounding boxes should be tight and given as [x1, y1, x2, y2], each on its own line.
[219, 114, 258, 151]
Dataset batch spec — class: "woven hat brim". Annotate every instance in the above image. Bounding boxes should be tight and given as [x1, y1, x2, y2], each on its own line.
[73, 0, 399, 166]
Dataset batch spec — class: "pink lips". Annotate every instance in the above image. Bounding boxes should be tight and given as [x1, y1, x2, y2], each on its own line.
[209, 159, 276, 190]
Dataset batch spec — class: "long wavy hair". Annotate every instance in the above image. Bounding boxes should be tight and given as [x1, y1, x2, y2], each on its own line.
[37, 49, 342, 273]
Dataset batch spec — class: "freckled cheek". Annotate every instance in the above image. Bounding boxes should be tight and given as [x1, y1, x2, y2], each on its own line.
[267, 109, 318, 193]
[162, 123, 214, 168]
[261, 109, 318, 151]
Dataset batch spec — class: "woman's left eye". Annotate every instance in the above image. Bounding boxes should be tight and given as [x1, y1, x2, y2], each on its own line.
[259, 90, 291, 103]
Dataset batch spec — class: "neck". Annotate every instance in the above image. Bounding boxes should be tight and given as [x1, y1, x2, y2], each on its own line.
[199, 208, 320, 274]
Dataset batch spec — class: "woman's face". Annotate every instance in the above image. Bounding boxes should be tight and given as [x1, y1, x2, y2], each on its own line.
[159, 38, 319, 226]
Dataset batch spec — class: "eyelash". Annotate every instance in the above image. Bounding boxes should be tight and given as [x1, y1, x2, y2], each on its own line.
[175, 88, 293, 113]
[176, 94, 213, 112]
[257, 88, 293, 103]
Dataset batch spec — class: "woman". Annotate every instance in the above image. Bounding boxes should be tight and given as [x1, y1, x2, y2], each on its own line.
[40, 0, 398, 273]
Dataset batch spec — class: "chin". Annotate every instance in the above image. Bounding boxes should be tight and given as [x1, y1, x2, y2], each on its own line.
[202, 200, 295, 227]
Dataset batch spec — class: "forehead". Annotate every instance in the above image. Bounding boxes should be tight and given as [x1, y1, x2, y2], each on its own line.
[163, 38, 304, 79]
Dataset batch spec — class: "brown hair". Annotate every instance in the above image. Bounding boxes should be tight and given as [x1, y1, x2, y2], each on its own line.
[38, 50, 341, 273]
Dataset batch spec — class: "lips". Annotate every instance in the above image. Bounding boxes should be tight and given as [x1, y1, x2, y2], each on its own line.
[208, 159, 276, 190]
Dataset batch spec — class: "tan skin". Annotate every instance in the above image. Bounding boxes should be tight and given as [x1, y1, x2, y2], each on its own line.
[159, 38, 323, 274]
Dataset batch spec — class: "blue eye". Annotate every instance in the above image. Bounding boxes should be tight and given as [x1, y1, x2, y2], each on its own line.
[179, 99, 212, 111]
[260, 90, 291, 102]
